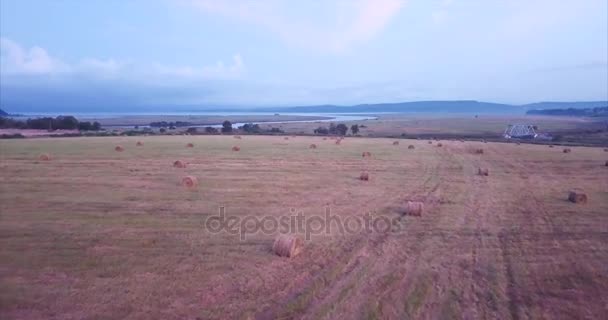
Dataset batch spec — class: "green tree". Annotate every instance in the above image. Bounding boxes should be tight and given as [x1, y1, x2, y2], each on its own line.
[222, 120, 233, 133]
[350, 124, 359, 135]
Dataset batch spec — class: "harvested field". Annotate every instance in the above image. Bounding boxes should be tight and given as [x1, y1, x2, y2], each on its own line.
[1, 136, 607, 320]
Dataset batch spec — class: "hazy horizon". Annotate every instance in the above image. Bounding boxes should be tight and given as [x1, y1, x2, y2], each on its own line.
[1, 0, 607, 112]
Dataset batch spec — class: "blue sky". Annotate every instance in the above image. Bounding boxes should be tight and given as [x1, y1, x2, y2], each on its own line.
[1, 0, 607, 111]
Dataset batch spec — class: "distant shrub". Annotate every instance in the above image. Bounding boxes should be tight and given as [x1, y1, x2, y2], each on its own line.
[0, 133, 25, 139]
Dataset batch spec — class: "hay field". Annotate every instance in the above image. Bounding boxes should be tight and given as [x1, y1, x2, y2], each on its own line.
[1, 135, 607, 319]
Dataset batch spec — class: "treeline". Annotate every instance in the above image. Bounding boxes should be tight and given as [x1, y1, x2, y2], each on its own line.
[313, 123, 362, 136]
[526, 106, 608, 117]
[181, 121, 284, 135]
[0, 116, 101, 131]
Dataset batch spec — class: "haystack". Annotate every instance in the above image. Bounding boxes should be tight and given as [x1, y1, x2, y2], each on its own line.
[335, 140, 341, 145]
[272, 234, 303, 258]
[563, 148, 571, 153]
[475, 149, 484, 154]
[182, 176, 198, 188]
[428, 141, 433, 144]
[136, 141, 143, 146]
[362, 151, 372, 158]
[408, 145, 415, 149]
[604, 148, 608, 152]
[39, 153, 51, 161]
[186, 143, 194, 148]
[437, 143, 443, 147]
[115, 145, 124, 152]
[359, 172, 369, 181]
[477, 168, 489, 176]
[404, 201, 424, 216]
[549, 145, 554, 148]
[568, 191, 587, 204]
[393, 141, 399, 145]
[234, 135, 242, 139]
[605, 160, 608, 167]
[309, 144, 317, 149]
[284, 137, 289, 140]
[173, 160, 186, 168]
[322, 137, 327, 140]
[232, 146, 240, 151]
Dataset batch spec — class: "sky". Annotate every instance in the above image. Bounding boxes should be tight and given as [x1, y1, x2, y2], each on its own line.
[0, 0, 607, 111]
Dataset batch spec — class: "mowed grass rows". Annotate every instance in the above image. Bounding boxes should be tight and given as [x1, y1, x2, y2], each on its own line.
[1, 135, 607, 319]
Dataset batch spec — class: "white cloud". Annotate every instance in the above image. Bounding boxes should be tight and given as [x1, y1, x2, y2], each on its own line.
[0, 37, 66, 74]
[183, 0, 406, 53]
[0, 37, 244, 81]
[153, 54, 244, 79]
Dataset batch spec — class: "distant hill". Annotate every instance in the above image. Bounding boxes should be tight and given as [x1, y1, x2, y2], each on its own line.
[522, 101, 608, 110]
[262, 100, 522, 114]
[0, 108, 8, 116]
[527, 106, 608, 117]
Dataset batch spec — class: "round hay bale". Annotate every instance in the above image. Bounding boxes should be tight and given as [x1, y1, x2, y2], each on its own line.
[309, 144, 317, 149]
[437, 143, 443, 147]
[136, 141, 143, 146]
[173, 160, 186, 168]
[568, 191, 587, 204]
[475, 148, 484, 154]
[181, 176, 198, 188]
[477, 168, 489, 176]
[335, 140, 341, 145]
[393, 141, 399, 145]
[284, 137, 289, 140]
[549, 145, 554, 148]
[234, 135, 242, 139]
[604, 148, 608, 152]
[232, 146, 240, 151]
[272, 234, 303, 258]
[516, 142, 521, 145]
[563, 148, 571, 153]
[408, 145, 415, 149]
[483, 139, 487, 143]
[605, 160, 608, 167]
[39, 153, 51, 161]
[359, 172, 369, 181]
[362, 151, 372, 158]
[428, 141, 433, 144]
[186, 143, 194, 148]
[115, 145, 124, 152]
[404, 201, 424, 216]
[322, 137, 327, 140]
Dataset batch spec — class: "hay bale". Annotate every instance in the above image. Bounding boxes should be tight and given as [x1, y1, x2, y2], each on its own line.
[272, 234, 303, 258]
[475, 149, 484, 154]
[232, 146, 240, 151]
[549, 145, 554, 148]
[516, 142, 521, 145]
[136, 141, 143, 146]
[483, 139, 487, 143]
[115, 145, 124, 152]
[393, 141, 399, 145]
[568, 191, 587, 204]
[563, 148, 571, 153]
[437, 143, 443, 147]
[335, 140, 341, 145]
[477, 168, 489, 176]
[428, 141, 433, 144]
[39, 153, 51, 161]
[359, 172, 369, 181]
[604, 148, 608, 152]
[404, 201, 424, 216]
[234, 135, 242, 139]
[362, 151, 372, 158]
[181, 176, 198, 188]
[284, 137, 289, 140]
[186, 143, 194, 148]
[322, 137, 327, 140]
[408, 145, 415, 149]
[309, 144, 317, 149]
[605, 160, 608, 167]
[173, 160, 186, 168]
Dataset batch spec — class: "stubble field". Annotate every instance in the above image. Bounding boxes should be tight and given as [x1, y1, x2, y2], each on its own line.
[1, 135, 607, 319]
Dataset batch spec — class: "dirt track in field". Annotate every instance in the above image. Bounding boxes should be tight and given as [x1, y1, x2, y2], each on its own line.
[1, 136, 607, 319]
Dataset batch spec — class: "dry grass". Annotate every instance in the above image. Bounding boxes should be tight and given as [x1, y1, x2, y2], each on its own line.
[1, 135, 607, 320]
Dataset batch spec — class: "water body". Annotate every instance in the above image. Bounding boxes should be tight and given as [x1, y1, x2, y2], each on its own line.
[13, 112, 379, 129]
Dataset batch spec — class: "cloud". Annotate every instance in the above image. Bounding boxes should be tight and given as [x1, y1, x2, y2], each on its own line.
[183, 0, 406, 53]
[0, 37, 66, 74]
[431, 0, 454, 25]
[153, 54, 244, 79]
[0, 37, 244, 81]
